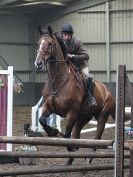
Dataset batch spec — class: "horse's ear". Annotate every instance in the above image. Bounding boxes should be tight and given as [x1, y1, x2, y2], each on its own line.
[38, 25, 43, 35]
[38, 25, 48, 35]
[48, 26, 53, 37]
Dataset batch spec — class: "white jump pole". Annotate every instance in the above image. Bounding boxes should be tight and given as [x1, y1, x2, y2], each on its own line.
[31, 97, 62, 132]
[31, 96, 43, 131]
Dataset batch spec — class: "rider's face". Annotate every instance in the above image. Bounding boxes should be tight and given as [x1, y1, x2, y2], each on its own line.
[62, 33, 72, 43]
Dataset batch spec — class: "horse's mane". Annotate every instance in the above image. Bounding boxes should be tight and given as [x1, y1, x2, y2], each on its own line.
[54, 32, 67, 59]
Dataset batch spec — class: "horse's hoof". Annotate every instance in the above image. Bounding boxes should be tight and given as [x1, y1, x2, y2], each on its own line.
[64, 162, 71, 166]
[84, 157, 93, 164]
[67, 146, 77, 151]
[67, 147, 74, 151]
[89, 158, 93, 164]
[65, 158, 74, 166]
[27, 129, 43, 137]
[58, 132, 64, 137]
[48, 128, 59, 137]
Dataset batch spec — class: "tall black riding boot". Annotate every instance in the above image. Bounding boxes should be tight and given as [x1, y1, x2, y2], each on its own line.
[86, 77, 97, 106]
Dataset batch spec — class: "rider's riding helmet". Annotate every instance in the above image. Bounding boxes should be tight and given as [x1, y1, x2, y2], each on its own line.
[61, 23, 73, 34]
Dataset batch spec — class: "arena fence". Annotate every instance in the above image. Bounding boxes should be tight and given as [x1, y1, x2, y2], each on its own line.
[0, 136, 130, 176]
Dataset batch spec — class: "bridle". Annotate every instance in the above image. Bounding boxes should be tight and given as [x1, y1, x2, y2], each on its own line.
[37, 36, 58, 61]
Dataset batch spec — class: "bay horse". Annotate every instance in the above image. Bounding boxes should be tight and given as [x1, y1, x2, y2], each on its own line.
[34, 26, 115, 165]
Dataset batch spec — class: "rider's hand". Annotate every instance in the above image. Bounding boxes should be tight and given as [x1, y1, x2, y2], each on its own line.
[66, 54, 74, 62]
[67, 53, 73, 59]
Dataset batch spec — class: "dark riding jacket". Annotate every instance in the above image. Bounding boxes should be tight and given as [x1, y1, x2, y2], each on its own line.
[65, 36, 89, 70]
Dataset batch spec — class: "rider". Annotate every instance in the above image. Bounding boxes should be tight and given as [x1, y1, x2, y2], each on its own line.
[61, 23, 97, 106]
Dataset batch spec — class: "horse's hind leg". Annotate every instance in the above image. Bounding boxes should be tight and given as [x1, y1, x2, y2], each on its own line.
[63, 110, 80, 139]
[88, 110, 110, 164]
[95, 111, 109, 140]
[71, 118, 89, 139]
[94, 95, 115, 140]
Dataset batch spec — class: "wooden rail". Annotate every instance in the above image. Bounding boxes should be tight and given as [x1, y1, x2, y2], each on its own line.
[0, 136, 114, 148]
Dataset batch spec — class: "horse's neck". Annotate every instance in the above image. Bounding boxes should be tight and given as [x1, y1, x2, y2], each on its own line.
[48, 39, 69, 87]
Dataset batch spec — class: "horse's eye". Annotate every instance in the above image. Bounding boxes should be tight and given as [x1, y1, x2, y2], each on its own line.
[48, 43, 52, 46]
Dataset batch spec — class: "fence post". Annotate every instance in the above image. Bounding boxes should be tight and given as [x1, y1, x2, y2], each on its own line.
[114, 65, 125, 177]
[0, 66, 13, 151]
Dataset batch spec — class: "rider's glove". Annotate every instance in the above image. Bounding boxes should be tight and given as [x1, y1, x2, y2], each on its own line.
[66, 54, 74, 62]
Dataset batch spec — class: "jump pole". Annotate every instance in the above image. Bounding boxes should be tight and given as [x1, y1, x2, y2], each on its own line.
[0, 66, 13, 151]
[0, 164, 130, 176]
[0, 151, 130, 159]
[0, 136, 114, 148]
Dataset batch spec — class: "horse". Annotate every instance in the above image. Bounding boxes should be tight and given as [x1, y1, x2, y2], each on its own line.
[34, 26, 115, 165]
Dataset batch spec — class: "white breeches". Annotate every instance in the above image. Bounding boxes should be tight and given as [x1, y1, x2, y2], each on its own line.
[81, 67, 93, 79]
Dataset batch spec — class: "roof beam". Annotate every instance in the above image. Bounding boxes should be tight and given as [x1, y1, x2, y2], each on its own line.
[0, 0, 66, 8]
[0, 0, 20, 6]
[60, 0, 112, 14]
[38, 0, 113, 25]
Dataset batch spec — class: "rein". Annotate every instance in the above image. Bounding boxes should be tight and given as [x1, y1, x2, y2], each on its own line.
[68, 61, 84, 87]
[48, 58, 70, 96]
[50, 74, 70, 97]
[47, 58, 70, 113]
[47, 58, 83, 96]
[46, 59, 67, 63]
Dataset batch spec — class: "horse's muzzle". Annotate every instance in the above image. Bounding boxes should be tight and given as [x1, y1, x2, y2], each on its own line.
[35, 61, 44, 71]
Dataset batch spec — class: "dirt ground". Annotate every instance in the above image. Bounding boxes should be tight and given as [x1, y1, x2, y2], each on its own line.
[0, 106, 130, 177]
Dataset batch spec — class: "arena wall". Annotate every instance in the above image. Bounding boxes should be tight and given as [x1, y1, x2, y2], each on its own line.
[13, 82, 132, 106]
[37, 0, 133, 83]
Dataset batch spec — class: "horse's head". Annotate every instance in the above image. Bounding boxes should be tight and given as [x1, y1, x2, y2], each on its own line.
[34, 26, 56, 71]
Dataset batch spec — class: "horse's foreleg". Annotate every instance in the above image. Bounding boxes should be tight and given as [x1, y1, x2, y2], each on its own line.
[64, 112, 78, 139]
[65, 116, 87, 166]
[72, 118, 88, 139]
[72, 118, 91, 165]
[39, 116, 59, 137]
[39, 106, 59, 137]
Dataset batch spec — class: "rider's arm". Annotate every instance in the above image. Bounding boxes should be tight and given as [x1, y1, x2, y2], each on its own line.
[71, 39, 89, 62]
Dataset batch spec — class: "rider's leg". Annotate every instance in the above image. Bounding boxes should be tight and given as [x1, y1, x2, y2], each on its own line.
[81, 67, 97, 106]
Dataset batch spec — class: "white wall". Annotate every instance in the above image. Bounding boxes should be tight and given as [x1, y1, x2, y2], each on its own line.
[0, 14, 35, 82]
[38, 0, 133, 82]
